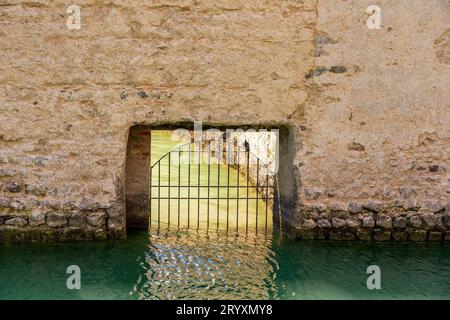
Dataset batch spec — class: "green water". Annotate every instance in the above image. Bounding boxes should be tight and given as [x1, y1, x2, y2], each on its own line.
[0, 230, 449, 300]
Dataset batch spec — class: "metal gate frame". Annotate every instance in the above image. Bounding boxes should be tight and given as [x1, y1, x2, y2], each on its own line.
[149, 137, 280, 234]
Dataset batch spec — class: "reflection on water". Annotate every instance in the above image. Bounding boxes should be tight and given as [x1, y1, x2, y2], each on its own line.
[0, 230, 449, 300]
[134, 231, 278, 300]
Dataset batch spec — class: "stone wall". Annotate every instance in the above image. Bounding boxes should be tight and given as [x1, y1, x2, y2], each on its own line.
[0, 0, 448, 243]
[284, 0, 450, 241]
[228, 131, 277, 200]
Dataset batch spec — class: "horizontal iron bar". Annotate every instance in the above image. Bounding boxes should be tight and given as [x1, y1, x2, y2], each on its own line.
[151, 197, 274, 200]
[172, 150, 249, 153]
[151, 185, 275, 188]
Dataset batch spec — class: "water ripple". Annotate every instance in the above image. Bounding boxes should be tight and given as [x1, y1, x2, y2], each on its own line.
[134, 231, 278, 300]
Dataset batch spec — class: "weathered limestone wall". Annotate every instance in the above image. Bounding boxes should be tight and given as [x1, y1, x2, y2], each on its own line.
[287, 0, 450, 241]
[0, 0, 316, 243]
[0, 0, 448, 243]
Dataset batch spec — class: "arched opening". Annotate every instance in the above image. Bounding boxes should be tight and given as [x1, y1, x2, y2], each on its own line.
[125, 124, 297, 236]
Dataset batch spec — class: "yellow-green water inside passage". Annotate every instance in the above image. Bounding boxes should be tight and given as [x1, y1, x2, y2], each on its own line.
[150, 131, 272, 233]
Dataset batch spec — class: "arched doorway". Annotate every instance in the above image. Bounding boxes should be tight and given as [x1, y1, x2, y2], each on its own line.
[149, 135, 280, 235]
[125, 124, 297, 236]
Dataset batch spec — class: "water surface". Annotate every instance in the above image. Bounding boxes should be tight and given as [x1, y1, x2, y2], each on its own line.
[1, 131, 448, 300]
[0, 230, 448, 300]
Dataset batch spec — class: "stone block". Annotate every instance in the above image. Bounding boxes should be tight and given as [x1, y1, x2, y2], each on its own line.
[330, 232, 355, 241]
[331, 217, 346, 228]
[68, 212, 87, 228]
[317, 219, 331, 228]
[428, 231, 443, 242]
[409, 215, 422, 228]
[87, 211, 106, 227]
[409, 230, 428, 242]
[346, 216, 360, 229]
[376, 214, 392, 229]
[392, 231, 408, 241]
[5, 181, 21, 193]
[373, 229, 391, 241]
[423, 213, 443, 229]
[393, 216, 407, 229]
[46, 213, 67, 228]
[356, 230, 373, 241]
[29, 212, 46, 226]
[362, 215, 375, 228]
[94, 229, 107, 241]
[301, 219, 316, 230]
[5, 217, 27, 227]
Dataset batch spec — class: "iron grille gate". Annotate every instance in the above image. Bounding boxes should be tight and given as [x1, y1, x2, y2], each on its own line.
[150, 138, 280, 235]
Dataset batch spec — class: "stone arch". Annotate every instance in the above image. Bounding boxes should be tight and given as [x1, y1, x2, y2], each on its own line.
[124, 123, 298, 234]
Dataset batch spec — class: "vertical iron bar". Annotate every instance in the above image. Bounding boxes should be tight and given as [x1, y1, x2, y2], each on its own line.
[207, 142, 211, 231]
[168, 153, 171, 228]
[226, 146, 230, 233]
[178, 149, 181, 228]
[217, 139, 221, 231]
[255, 159, 259, 232]
[197, 141, 201, 230]
[246, 147, 249, 233]
[149, 131, 152, 231]
[273, 175, 281, 232]
[236, 148, 239, 233]
[158, 161, 161, 229]
[167, 152, 171, 227]
[149, 165, 152, 230]
[265, 169, 269, 233]
[187, 143, 191, 229]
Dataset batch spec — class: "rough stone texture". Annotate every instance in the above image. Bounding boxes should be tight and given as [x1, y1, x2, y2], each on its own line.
[393, 217, 407, 229]
[0, 0, 449, 243]
[317, 219, 331, 229]
[331, 217, 346, 229]
[29, 211, 46, 226]
[409, 215, 423, 228]
[423, 213, 443, 229]
[296, 0, 449, 242]
[392, 231, 408, 241]
[373, 229, 391, 241]
[409, 230, 428, 242]
[443, 213, 450, 227]
[362, 215, 375, 228]
[346, 216, 360, 229]
[357, 230, 373, 241]
[5, 182, 21, 193]
[87, 211, 106, 227]
[5, 217, 27, 227]
[68, 212, 88, 229]
[302, 219, 317, 231]
[428, 231, 443, 242]
[376, 215, 392, 229]
[330, 232, 355, 241]
[46, 213, 67, 228]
